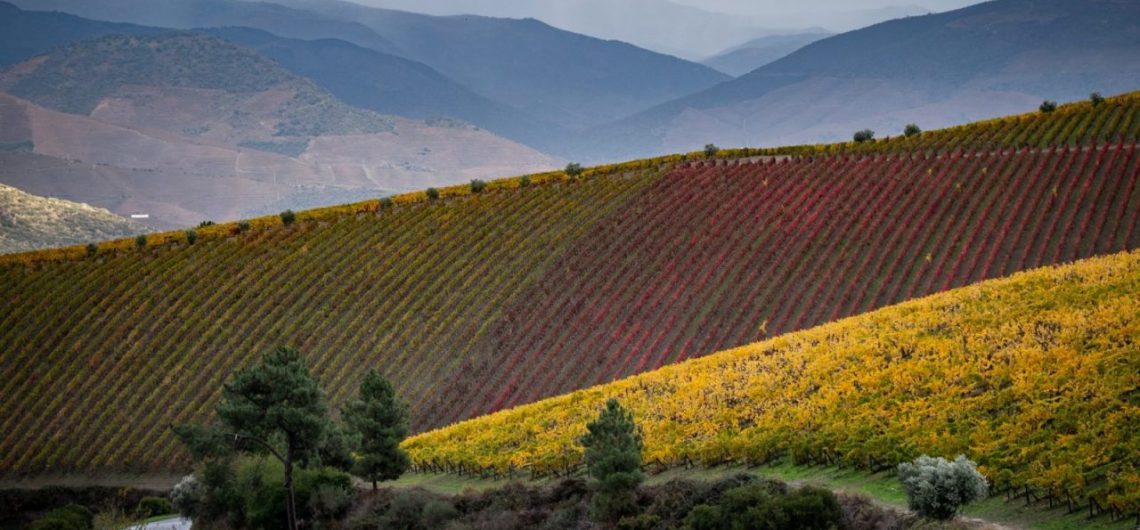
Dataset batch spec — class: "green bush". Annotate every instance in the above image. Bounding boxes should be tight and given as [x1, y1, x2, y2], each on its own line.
[564, 163, 583, 177]
[1090, 92, 1105, 107]
[898, 455, 988, 520]
[170, 475, 203, 518]
[136, 496, 174, 518]
[470, 179, 487, 194]
[85, 243, 98, 258]
[237, 220, 252, 233]
[904, 123, 922, 137]
[853, 129, 875, 143]
[519, 175, 532, 188]
[426, 188, 440, 201]
[280, 209, 296, 226]
[380, 197, 394, 209]
[704, 144, 719, 158]
[1040, 100, 1058, 113]
[198, 220, 215, 228]
[580, 399, 643, 523]
[29, 504, 93, 530]
[682, 483, 841, 530]
[185, 230, 198, 245]
[135, 234, 147, 250]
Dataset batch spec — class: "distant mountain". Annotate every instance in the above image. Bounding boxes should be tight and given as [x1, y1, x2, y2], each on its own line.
[340, 0, 811, 59]
[0, 2, 563, 153]
[244, 0, 732, 131]
[582, 0, 1140, 161]
[0, 1, 162, 67]
[0, 182, 144, 254]
[202, 27, 564, 153]
[5, 0, 401, 55]
[702, 32, 832, 77]
[0, 33, 559, 227]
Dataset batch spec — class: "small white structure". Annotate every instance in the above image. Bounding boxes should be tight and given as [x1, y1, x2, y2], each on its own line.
[130, 214, 150, 219]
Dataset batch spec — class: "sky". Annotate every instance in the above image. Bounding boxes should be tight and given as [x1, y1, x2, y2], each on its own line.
[353, 0, 988, 59]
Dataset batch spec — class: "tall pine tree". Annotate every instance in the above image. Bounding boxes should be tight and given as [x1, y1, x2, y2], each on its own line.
[173, 346, 327, 530]
[580, 398, 644, 522]
[343, 369, 411, 490]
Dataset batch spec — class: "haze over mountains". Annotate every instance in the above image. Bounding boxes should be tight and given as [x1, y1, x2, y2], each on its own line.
[579, 0, 1140, 160]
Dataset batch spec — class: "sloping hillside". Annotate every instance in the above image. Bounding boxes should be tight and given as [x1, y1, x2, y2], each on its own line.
[15, 0, 730, 134]
[0, 93, 1137, 477]
[0, 183, 144, 253]
[405, 249, 1140, 516]
[701, 32, 831, 77]
[582, 0, 1140, 161]
[0, 33, 560, 226]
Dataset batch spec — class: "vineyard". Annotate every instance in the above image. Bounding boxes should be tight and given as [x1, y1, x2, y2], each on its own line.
[405, 250, 1140, 517]
[0, 92, 1138, 477]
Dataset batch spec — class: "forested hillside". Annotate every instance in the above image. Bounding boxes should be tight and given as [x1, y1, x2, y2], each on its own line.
[0, 93, 1137, 477]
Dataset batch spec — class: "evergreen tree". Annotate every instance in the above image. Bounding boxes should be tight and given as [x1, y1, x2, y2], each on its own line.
[343, 369, 411, 490]
[580, 398, 644, 522]
[173, 346, 327, 530]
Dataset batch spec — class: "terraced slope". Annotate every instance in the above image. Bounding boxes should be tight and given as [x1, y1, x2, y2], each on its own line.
[1, 93, 1138, 477]
[406, 250, 1140, 517]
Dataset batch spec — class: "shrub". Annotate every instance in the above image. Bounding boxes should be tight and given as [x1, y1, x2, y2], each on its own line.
[380, 197, 394, 209]
[704, 144, 719, 158]
[519, 175, 531, 188]
[897, 455, 988, 520]
[616, 513, 660, 530]
[29, 504, 93, 530]
[1090, 92, 1105, 107]
[185, 230, 198, 245]
[237, 220, 252, 232]
[198, 220, 215, 228]
[135, 234, 147, 250]
[1040, 100, 1058, 113]
[280, 209, 296, 226]
[136, 496, 174, 518]
[904, 124, 922, 137]
[681, 483, 841, 530]
[426, 188, 440, 200]
[470, 179, 487, 194]
[170, 475, 203, 518]
[564, 163, 583, 177]
[853, 129, 875, 143]
[85, 243, 97, 258]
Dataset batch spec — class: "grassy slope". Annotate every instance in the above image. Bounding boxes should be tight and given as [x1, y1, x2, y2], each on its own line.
[405, 250, 1140, 514]
[0, 93, 1138, 479]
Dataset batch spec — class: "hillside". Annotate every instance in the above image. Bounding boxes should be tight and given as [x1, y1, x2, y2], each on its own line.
[0, 93, 1137, 478]
[8, 0, 730, 142]
[701, 32, 831, 77]
[405, 249, 1140, 517]
[0, 32, 559, 227]
[0, 183, 144, 254]
[582, 0, 1140, 161]
[0, 2, 560, 150]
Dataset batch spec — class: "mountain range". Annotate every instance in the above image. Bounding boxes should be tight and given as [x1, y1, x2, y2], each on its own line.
[578, 0, 1140, 161]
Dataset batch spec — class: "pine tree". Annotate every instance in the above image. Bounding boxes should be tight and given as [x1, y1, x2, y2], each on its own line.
[343, 369, 411, 490]
[173, 346, 327, 530]
[580, 398, 644, 522]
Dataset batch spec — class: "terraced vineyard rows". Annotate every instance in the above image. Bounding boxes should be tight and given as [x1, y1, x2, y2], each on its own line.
[0, 93, 1138, 477]
[424, 142, 1140, 426]
[0, 172, 661, 474]
[406, 250, 1140, 517]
